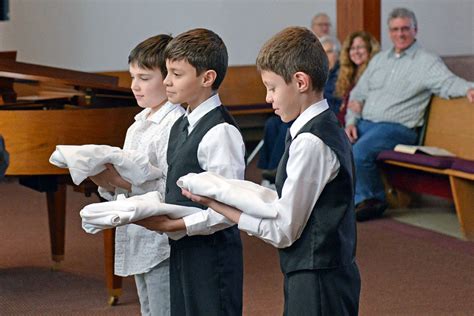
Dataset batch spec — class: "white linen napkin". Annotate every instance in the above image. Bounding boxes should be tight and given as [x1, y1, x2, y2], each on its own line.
[177, 172, 278, 218]
[49, 145, 164, 185]
[80, 191, 201, 238]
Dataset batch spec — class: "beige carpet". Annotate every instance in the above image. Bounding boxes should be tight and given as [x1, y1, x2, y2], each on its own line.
[1, 174, 474, 315]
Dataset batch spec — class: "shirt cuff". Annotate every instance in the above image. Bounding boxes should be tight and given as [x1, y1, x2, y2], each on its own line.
[238, 213, 261, 236]
[130, 184, 146, 196]
[183, 211, 211, 236]
[97, 186, 114, 201]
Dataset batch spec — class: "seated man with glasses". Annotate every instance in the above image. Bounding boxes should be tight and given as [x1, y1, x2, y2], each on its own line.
[344, 7, 474, 221]
[311, 12, 332, 39]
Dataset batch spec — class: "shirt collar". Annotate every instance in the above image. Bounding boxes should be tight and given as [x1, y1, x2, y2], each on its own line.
[134, 101, 181, 124]
[185, 93, 221, 128]
[289, 99, 329, 139]
[388, 40, 419, 59]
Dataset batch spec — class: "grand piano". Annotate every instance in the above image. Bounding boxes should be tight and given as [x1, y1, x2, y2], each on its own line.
[0, 51, 141, 305]
[0, 51, 271, 305]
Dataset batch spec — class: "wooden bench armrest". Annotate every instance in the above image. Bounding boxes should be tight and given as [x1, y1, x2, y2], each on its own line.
[446, 169, 474, 181]
[382, 160, 450, 175]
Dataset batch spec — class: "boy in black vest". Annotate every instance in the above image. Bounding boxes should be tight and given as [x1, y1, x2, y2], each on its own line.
[136, 28, 245, 316]
[183, 26, 361, 315]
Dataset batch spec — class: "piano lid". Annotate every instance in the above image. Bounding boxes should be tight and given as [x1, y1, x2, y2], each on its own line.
[0, 58, 130, 92]
[0, 52, 134, 105]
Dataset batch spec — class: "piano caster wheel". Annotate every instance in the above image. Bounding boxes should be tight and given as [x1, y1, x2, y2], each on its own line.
[108, 296, 119, 306]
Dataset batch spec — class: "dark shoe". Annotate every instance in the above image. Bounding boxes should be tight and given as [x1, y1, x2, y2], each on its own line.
[355, 199, 388, 222]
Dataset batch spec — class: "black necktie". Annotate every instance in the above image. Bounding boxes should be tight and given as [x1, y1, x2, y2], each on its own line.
[284, 129, 292, 151]
[177, 116, 189, 145]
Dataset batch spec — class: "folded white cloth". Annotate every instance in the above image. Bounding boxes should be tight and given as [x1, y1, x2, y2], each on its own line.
[80, 191, 201, 236]
[49, 145, 164, 186]
[177, 172, 278, 218]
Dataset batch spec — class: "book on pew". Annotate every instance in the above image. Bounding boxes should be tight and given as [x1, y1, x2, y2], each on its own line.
[394, 144, 456, 157]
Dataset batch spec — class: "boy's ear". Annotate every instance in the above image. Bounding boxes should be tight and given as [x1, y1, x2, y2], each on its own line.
[201, 70, 217, 88]
[293, 72, 311, 92]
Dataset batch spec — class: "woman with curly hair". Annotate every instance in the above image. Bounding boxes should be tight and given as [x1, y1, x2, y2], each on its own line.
[335, 31, 380, 125]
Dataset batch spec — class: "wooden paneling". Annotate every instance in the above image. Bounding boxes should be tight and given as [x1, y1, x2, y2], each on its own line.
[102, 65, 268, 107]
[2, 107, 140, 175]
[336, 0, 381, 43]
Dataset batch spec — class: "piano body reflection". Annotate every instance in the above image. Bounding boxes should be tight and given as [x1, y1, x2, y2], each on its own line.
[1, 51, 271, 305]
[0, 51, 140, 305]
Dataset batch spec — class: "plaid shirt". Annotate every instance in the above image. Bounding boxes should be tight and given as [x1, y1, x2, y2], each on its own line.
[347, 41, 473, 128]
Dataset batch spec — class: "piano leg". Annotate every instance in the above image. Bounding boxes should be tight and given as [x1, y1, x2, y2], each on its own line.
[103, 228, 123, 306]
[19, 175, 67, 270]
[46, 182, 67, 270]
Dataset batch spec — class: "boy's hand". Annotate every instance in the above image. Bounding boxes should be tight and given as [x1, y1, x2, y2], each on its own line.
[182, 189, 242, 224]
[89, 164, 131, 192]
[135, 216, 185, 232]
[104, 164, 132, 191]
[89, 167, 115, 192]
[181, 188, 215, 207]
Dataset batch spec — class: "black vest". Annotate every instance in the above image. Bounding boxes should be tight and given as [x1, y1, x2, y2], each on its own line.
[275, 109, 357, 273]
[165, 105, 242, 246]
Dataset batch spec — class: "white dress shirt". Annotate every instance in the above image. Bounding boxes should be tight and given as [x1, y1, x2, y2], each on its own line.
[103, 102, 184, 276]
[238, 99, 340, 248]
[179, 93, 246, 235]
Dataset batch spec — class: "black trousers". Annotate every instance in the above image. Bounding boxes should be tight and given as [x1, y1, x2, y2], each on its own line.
[283, 262, 361, 316]
[169, 227, 243, 316]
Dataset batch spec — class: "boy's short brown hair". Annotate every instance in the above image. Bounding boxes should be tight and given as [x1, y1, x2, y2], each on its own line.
[128, 34, 172, 76]
[164, 28, 228, 90]
[256, 26, 328, 92]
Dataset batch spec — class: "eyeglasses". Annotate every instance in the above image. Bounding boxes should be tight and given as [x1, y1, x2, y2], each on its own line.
[389, 26, 413, 33]
[349, 45, 367, 52]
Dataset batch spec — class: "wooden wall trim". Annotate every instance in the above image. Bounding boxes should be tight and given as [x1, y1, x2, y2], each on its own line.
[336, 0, 381, 43]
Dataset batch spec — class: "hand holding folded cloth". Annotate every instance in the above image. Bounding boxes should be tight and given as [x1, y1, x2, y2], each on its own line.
[49, 144, 164, 186]
[177, 172, 279, 218]
[80, 191, 201, 237]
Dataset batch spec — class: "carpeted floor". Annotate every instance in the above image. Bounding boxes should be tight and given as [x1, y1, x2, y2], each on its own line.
[1, 176, 473, 315]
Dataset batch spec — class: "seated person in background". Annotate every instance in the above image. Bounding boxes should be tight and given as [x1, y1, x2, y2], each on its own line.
[320, 35, 342, 115]
[335, 31, 380, 126]
[0, 135, 8, 177]
[257, 115, 293, 185]
[311, 12, 332, 39]
[345, 7, 474, 222]
[258, 35, 342, 184]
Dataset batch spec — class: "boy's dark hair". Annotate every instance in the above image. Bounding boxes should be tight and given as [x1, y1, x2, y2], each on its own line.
[164, 28, 228, 90]
[256, 26, 329, 92]
[128, 34, 172, 77]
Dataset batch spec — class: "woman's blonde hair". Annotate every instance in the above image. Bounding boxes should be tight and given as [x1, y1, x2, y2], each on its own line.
[335, 31, 380, 97]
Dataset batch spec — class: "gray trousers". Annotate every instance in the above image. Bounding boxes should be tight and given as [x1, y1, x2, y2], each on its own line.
[134, 258, 170, 316]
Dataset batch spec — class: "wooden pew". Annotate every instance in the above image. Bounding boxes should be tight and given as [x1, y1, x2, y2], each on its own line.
[378, 97, 474, 240]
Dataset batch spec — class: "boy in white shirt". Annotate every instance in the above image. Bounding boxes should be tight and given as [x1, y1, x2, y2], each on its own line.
[90, 34, 184, 316]
[183, 27, 361, 315]
[135, 28, 245, 316]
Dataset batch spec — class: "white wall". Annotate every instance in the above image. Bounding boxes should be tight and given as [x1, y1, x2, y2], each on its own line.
[381, 0, 474, 56]
[0, 0, 335, 71]
[0, 0, 472, 71]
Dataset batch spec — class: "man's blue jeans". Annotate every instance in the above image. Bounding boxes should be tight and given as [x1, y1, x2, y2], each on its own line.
[353, 120, 419, 205]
